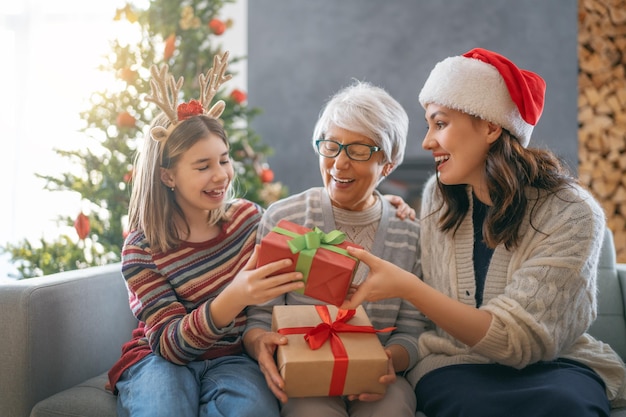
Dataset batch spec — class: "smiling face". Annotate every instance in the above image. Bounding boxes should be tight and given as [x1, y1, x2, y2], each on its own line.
[160, 133, 233, 221]
[422, 104, 501, 199]
[319, 125, 391, 211]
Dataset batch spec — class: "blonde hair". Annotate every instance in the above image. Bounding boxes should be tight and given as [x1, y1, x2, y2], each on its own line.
[128, 114, 232, 252]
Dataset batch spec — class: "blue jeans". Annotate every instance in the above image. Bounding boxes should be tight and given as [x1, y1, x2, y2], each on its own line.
[116, 353, 279, 417]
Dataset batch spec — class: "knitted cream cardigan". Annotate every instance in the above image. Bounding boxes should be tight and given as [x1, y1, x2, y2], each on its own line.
[407, 175, 626, 406]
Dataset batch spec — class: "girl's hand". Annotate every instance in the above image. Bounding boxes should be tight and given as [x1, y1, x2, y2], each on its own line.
[230, 245, 304, 307]
[245, 329, 289, 403]
[211, 246, 303, 328]
[384, 194, 416, 220]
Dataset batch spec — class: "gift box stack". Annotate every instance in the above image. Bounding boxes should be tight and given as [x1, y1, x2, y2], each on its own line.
[256, 220, 362, 306]
[271, 304, 390, 398]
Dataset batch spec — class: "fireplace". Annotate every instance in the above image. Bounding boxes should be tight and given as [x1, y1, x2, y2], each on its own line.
[378, 157, 435, 213]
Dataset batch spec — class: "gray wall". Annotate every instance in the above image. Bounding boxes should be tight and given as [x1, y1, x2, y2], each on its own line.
[248, 0, 578, 196]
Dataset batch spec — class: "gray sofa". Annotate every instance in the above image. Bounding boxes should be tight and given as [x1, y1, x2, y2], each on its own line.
[1, 228, 625, 417]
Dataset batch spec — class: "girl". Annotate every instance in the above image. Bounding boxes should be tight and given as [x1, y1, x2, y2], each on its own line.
[108, 55, 305, 417]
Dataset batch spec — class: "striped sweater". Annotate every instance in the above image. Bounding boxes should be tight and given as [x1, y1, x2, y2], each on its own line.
[244, 188, 430, 371]
[107, 199, 262, 391]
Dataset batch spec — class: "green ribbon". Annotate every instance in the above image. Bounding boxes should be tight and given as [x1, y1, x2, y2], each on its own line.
[271, 226, 357, 291]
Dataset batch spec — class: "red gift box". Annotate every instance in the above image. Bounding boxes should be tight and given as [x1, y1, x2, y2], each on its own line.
[256, 220, 362, 306]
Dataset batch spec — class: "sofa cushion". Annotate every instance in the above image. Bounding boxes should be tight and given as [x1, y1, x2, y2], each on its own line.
[30, 373, 117, 417]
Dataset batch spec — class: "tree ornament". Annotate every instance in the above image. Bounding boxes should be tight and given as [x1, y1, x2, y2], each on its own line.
[74, 212, 90, 240]
[230, 88, 247, 104]
[114, 4, 138, 23]
[118, 67, 138, 84]
[259, 183, 284, 206]
[260, 167, 274, 183]
[123, 168, 133, 183]
[164, 33, 176, 60]
[116, 111, 136, 128]
[179, 5, 201, 30]
[209, 18, 226, 35]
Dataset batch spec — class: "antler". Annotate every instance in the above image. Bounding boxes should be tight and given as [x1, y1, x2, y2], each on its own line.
[144, 51, 233, 145]
[145, 64, 184, 126]
[199, 51, 233, 118]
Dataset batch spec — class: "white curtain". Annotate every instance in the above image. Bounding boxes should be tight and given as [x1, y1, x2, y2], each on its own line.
[0, 1, 125, 276]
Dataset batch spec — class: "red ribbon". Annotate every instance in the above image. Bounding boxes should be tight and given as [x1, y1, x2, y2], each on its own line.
[277, 305, 395, 396]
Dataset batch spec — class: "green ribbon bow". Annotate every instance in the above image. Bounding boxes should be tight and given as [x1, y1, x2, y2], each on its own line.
[271, 226, 357, 292]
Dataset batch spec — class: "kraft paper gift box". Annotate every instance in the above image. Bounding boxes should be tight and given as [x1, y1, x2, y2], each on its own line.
[256, 220, 362, 306]
[271, 304, 391, 398]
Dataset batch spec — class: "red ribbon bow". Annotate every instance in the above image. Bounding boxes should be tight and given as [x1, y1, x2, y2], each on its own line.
[277, 305, 395, 396]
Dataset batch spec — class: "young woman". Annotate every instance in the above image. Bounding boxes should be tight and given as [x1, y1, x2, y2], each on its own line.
[341, 48, 626, 416]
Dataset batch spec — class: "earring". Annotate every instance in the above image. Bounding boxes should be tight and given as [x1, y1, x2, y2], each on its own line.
[170, 187, 175, 192]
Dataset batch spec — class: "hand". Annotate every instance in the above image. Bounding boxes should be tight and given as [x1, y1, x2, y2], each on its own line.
[346, 349, 396, 402]
[212, 246, 304, 329]
[383, 194, 416, 220]
[250, 330, 290, 403]
[229, 245, 304, 308]
[340, 246, 418, 310]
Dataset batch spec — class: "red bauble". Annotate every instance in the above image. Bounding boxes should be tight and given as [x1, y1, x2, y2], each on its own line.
[230, 89, 247, 104]
[116, 111, 136, 128]
[260, 168, 274, 183]
[123, 169, 133, 183]
[74, 212, 90, 240]
[209, 18, 226, 35]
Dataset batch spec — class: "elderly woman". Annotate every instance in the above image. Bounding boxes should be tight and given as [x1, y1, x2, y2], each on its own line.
[243, 81, 429, 417]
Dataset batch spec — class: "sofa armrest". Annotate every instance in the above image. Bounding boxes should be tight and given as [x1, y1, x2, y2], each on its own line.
[0, 263, 137, 417]
[588, 228, 626, 364]
[618, 263, 626, 326]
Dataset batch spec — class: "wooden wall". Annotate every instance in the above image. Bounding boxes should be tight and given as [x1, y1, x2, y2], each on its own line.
[578, 0, 626, 261]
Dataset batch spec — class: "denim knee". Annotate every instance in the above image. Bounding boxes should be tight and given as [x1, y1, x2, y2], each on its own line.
[116, 354, 199, 417]
[193, 354, 279, 417]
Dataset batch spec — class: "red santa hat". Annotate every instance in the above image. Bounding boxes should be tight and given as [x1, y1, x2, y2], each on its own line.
[418, 48, 546, 147]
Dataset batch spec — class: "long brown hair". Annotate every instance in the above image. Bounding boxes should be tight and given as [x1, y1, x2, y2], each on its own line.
[127, 114, 232, 253]
[436, 129, 576, 250]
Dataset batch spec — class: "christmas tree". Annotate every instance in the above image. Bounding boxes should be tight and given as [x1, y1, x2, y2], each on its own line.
[1, 0, 286, 279]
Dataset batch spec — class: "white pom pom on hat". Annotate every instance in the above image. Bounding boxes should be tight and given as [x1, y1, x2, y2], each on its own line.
[418, 48, 546, 147]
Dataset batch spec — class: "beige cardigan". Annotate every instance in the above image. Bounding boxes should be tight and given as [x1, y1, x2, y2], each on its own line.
[407, 175, 626, 406]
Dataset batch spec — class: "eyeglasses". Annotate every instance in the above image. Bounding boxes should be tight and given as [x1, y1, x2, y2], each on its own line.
[315, 139, 381, 161]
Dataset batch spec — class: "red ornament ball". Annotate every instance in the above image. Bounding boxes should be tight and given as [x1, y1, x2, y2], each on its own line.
[260, 168, 274, 183]
[230, 89, 247, 104]
[116, 111, 136, 128]
[209, 18, 226, 35]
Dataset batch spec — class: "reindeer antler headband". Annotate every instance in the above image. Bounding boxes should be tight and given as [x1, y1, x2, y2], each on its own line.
[145, 50, 233, 150]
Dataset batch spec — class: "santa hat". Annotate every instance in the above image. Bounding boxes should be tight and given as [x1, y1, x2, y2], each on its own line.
[418, 48, 546, 147]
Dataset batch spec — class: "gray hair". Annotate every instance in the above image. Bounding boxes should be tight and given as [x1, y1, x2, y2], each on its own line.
[312, 80, 408, 172]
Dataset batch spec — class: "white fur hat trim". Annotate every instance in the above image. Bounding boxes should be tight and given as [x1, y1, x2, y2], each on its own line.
[418, 56, 534, 147]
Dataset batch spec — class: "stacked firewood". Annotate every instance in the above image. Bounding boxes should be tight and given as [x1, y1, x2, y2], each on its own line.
[578, 0, 626, 262]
